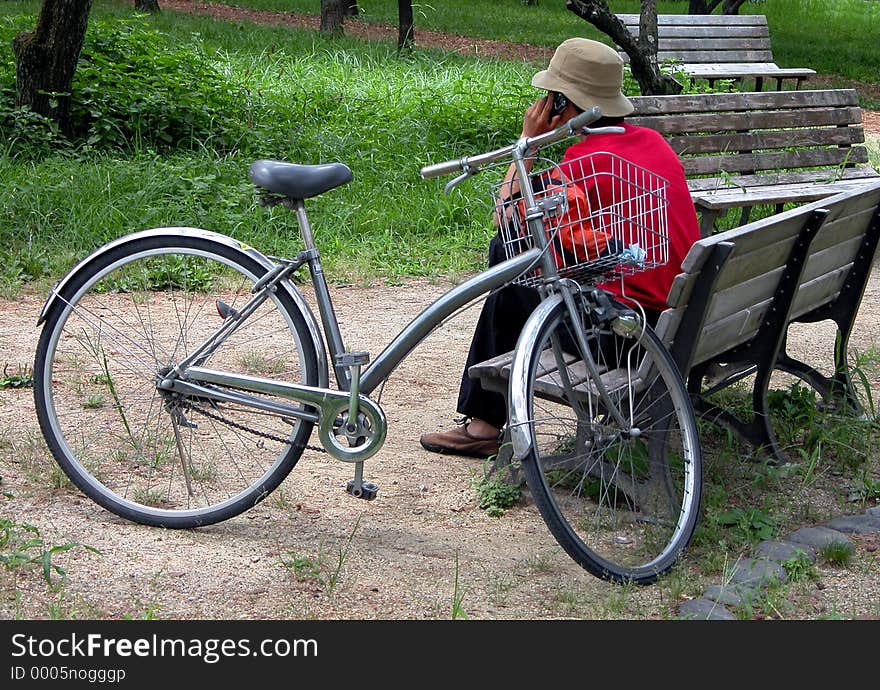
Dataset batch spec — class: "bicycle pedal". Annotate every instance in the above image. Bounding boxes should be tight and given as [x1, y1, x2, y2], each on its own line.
[346, 479, 379, 501]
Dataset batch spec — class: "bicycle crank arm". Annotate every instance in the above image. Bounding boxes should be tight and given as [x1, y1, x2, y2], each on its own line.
[168, 367, 387, 463]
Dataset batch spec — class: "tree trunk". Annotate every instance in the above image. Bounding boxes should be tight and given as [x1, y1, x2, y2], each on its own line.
[565, 0, 682, 96]
[12, 0, 92, 135]
[397, 0, 414, 54]
[689, 0, 746, 13]
[722, 0, 747, 14]
[134, 0, 160, 12]
[320, 0, 345, 35]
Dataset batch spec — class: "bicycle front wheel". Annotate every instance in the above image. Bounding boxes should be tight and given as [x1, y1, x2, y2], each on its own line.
[34, 233, 320, 528]
[518, 295, 701, 584]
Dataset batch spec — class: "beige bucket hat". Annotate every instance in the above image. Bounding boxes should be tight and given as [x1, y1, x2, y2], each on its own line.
[531, 38, 634, 117]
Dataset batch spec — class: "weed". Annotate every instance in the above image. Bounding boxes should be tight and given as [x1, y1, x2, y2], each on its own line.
[0, 517, 97, 586]
[451, 551, 468, 620]
[601, 581, 636, 618]
[123, 603, 162, 620]
[279, 516, 362, 595]
[282, 554, 323, 583]
[848, 466, 880, 504]
[820, 541, 854, 567]
[0, 364, 33, 389]
[131, 488, 165, 508]
[781, 552, 817, 582]
[474, 470, 521, 517]
[239, 352, 287, 375]
[715, 507, 777, 543]
[82, 394, 105, 409]
[526, 551, 556, 573]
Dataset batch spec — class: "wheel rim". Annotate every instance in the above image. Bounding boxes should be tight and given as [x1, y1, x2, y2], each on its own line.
[39, 246, 313, 522]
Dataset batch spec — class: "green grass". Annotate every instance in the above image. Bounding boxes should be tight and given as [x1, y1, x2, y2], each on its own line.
[0, 2, 546, 285]
[193, 0, 880, 88]
[1, 0, 877, 289]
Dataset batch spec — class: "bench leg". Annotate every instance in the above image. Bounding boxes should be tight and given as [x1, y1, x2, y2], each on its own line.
[698, 209, 720, 238]
[778, 201, 880, 415]
[688, 363, 787, 465]
[777, 324, 864, 415]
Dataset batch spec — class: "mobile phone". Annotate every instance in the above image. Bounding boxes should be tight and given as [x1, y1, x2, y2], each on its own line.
[548, 92, 569, 122]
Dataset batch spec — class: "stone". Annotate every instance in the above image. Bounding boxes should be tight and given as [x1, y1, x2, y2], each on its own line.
[730, 558, 788, 587]
[678, 598, 737, 620]
[866, 507, 880, 518]
[753, 540, 817, 563]
[785, 526, 853, 551]
[824, 515, 880, 535]
[703, 584, 757, 608]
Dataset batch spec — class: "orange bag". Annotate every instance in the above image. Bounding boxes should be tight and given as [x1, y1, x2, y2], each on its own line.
[502, 168, 618, 270]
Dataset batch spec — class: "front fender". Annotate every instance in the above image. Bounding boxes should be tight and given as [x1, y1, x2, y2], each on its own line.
[37, 227, 329, 388]
[507, 293, 563, 460]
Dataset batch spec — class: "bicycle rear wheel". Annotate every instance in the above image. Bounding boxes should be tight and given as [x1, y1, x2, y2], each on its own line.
[518, 294, 701, 584]
[33, 233, 320, 528]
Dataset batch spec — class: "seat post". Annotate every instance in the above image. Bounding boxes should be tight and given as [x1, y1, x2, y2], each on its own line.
[289, 199, 318, 252]
[286, 198, 352, 390]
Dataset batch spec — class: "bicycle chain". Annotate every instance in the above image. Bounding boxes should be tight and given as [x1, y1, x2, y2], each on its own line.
[180, 401, 327, 454]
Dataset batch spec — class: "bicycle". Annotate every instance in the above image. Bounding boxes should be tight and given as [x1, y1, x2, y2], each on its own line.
[33, 107, 701, 584]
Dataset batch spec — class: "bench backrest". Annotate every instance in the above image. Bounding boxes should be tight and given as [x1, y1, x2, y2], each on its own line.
[656, 181, 880, 370]
[626, 89, 870, 181]
[615, 13, 773, 65]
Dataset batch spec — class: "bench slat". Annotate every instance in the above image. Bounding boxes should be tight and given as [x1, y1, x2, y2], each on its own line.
[665, 126, 865, 157]
[634, 106, 863, 136]
[683, 148, 869, 177]
[686, 167, 878, 192]
[682, 64, 815, 78]
[692, 176, 878, 211]
[652, 49, 776, 63]
[648, 37, 771, 51]
[616, 13, 769, 26]
[630, 89, 860, 116]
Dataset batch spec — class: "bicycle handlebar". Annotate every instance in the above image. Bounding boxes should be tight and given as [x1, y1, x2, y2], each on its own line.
[419, 106, 606, 180]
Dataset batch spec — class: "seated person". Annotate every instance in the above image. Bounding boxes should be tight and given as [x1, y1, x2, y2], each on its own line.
[420, 38, 700, 459]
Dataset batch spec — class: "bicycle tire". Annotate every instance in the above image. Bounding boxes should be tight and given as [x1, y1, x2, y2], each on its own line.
[517, 293, 701, 584]
[34, 233, 320, 528]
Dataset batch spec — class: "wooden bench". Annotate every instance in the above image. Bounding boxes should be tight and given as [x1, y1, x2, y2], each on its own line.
[615, 13, 815, 91]
[628, 89, 880, 236]
[471, 180, 880, 468]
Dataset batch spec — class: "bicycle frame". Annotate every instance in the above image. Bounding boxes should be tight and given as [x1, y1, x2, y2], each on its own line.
[155, 237, 543, 464]
[159, 107, 629, 467]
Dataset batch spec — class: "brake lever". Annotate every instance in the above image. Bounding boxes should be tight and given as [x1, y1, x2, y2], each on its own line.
[444, 164, 479, 195]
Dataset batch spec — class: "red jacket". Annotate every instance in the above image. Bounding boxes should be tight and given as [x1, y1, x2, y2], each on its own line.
[557, 124, 700, 313]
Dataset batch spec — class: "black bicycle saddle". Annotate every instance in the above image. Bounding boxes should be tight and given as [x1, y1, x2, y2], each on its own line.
[248, 160, 353, 200]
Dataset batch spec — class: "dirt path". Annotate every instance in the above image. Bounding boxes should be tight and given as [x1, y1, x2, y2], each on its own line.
[1, 3, 878, 621]
[2, 271, 880, 619]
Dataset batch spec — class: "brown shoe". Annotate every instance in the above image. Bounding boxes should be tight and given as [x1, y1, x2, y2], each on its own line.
[420, 421, 501, 459]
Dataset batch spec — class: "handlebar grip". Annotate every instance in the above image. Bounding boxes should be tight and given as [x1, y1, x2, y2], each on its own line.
[420, 158, 466, 179]
[568, 106, 603, 133]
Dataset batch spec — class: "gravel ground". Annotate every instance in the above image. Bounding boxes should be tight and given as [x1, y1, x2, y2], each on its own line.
[1, 3, 878, 620]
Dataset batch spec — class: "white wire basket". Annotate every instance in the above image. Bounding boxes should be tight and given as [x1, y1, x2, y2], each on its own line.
[493, 151, 670, 287]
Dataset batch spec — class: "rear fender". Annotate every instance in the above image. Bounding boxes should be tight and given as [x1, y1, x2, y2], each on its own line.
[37, 227, 329, 387]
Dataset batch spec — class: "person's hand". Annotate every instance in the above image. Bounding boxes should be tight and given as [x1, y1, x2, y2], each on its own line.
[521, 95, 563, 138]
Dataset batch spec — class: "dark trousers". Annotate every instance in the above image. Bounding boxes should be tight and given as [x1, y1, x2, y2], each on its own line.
[456, 234, 662, 429]
[457, 235, 540, 428]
